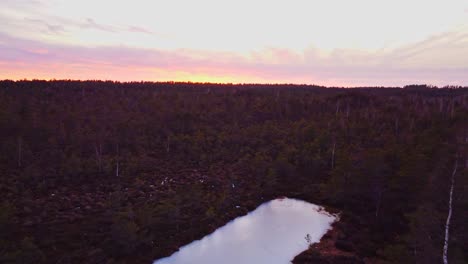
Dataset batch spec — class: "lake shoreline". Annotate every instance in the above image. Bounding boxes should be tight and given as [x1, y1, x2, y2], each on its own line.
[153, 198, 337, 264]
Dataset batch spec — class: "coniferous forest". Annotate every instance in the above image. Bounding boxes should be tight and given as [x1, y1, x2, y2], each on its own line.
[0, 80, 467, 264]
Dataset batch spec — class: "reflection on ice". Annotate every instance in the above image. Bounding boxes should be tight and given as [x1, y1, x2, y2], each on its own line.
[153, 198, 336, 264]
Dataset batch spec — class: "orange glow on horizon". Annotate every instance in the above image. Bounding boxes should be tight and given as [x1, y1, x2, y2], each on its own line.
[0, 56, 337, 85]
[0, 65, 329, 86]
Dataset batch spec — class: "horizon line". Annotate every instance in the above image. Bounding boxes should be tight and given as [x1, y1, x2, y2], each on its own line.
[2, 78, 466, 89]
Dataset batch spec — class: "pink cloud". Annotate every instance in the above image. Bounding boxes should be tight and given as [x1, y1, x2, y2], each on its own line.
[0, 31, 467, 87]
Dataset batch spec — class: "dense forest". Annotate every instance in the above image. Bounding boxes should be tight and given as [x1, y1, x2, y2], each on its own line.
[0, 80, 467, 264]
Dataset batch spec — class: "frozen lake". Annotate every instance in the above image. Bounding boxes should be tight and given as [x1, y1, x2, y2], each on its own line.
[153, 198, 336, 264]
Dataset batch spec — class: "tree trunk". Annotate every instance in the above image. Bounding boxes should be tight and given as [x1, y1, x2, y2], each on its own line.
[115, 143, 120, 177]
[166, 135, 171, 153]
[95, 143, 102, 172]
[331, 141, 336, 169]
[17, 136, 22, 168]
[443, 157, 458, 264]
[116, 161, 120, 178]
[346, 101, 350, 119]
[335, 101, 340, 116]
[450, 100, 455, 118]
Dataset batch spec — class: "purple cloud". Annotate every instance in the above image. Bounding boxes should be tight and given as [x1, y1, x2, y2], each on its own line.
[24, 18, 66, 34]
[0, 31, 467, 87]
[19, 16, 160, 36]
[80, 18, 116, 32]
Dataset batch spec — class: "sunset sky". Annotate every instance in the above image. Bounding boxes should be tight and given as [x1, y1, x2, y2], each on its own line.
[1, 0, 467, 86]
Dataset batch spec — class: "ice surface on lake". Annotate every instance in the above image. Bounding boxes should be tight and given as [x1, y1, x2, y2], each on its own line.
[153, 198, 336, 264]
